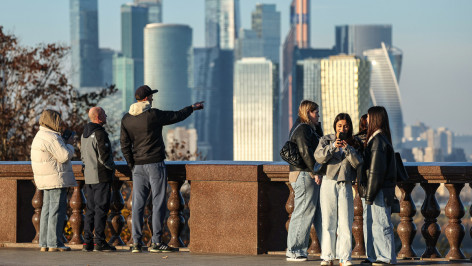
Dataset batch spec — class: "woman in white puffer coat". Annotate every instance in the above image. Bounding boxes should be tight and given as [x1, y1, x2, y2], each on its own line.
[31, 109, 77, 252]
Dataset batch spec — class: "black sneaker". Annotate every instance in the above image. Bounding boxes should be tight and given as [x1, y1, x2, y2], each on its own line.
[82, 242, 93, 252]
[131, 244, 142, 253]
[149, 243, 178, 253]
[372, 262, 392, 265]
[94, 242, 116, 252]
[360, 260, 372, 265]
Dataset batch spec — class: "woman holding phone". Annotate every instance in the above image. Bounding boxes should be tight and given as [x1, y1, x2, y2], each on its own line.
[314, 113, 363, 266]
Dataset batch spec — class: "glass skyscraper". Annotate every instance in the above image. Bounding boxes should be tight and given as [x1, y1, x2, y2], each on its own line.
[205, 0, 240, 49]
[134, 0, 162, 23]
[235, 29, 262, 60]
[144, 24, 193, 128]
[193, 48, 234, 160]
[319, 55, 371, 134]
[251, 4, 281, 63]
[364, 43, 404, 149]
[69, 0, 100, 89]
[335, 25, 392, 57]
[233, 58, 278, 161]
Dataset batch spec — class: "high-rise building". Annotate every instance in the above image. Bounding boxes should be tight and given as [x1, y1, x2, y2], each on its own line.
[335, 25, 392, 57]
[113, 54, 143, 112]
[121, 3, 148, 59]
[319, 55, 371, 134]
[144, 24, 193, 129]
[205, 0, 240, 49]
[234, 29, 262, 60]
[296, 59, 323, 118]
[69, 0, 100, 89]
[193, 47, 234, 160]
[134, 0, 163, 23]
[364, 43, 403, 149]
[233, 58, 278, 161]
[290, 0, 310, 48]
[251, 4, 281, 63]
[99, 48, 115, 86]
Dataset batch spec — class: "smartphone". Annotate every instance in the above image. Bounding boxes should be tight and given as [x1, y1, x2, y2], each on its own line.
[62, 129, 76, 141]
[338, 132, 348, 141]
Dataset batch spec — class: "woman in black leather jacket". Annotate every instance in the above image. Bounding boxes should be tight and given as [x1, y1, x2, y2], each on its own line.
[359, 106, 397, 265]
[285, 100, 323, 262]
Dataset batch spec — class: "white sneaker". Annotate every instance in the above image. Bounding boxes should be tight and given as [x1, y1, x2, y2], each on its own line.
[340, 260, 353, 266]
[320, 260, 333, 266]
[286, 256, 308, 262]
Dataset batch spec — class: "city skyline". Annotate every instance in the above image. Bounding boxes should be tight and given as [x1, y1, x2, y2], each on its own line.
[1, 0, 471, 135]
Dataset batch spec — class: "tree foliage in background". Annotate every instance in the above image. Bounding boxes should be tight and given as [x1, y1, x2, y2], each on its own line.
[0, 26, 117, 161]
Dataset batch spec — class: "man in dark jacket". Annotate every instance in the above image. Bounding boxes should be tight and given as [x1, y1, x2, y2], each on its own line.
[121, 85, 203, 253]
[80, 107, 116, 252]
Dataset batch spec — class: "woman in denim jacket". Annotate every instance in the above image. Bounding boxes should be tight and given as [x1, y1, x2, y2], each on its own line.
[314, 113, 363, 266]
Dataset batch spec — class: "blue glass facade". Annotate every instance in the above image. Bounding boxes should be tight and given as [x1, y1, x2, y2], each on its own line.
[69, 0, 100, 89]
[335, 25, 392, 57]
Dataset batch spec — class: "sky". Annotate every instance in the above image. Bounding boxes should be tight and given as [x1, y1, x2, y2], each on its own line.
[1, 0, 471, 135]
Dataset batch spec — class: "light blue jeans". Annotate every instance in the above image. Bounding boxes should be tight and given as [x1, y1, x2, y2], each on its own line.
[286, 171, 322, 258]
[362, 189, 397, 264]
[320, 179, 354, 261]
[39, 188, 68, 248]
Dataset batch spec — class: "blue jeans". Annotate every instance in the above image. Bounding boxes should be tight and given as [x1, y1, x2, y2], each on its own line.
[320, 179, 353, 261]
[362, 189, 397, 264]
[132, 162, 168, 244]
[39, 188, 68, 248]
[286, 171, 322, 258]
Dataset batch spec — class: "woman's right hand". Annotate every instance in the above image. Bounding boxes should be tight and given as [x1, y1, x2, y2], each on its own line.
[314, 175, 322, 185]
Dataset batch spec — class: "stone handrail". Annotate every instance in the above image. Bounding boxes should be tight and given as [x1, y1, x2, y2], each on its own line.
[1, 161, 472, 259]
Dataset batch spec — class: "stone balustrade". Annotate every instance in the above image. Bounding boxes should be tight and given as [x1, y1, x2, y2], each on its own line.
[0, 161, 472, 260]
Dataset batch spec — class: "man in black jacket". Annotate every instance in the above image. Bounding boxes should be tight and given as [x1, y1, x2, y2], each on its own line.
[81, 107, 116, 252]
[120, 85, 203, 253]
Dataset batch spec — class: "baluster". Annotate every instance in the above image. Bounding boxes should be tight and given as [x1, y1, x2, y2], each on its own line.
[397, 183, 417, 258]
[69, 181, 85, 244]
[107, 180, 126, 246]
[444, 183, 465, 260]
[31, 185, 43, 244]
[126, 181, 134, 245]
[420, 183, 441, 258]
[285, 182, 295, 232]
[351, 184, 365, 257]
[184, 180, 191, 247]
[307, 224, 321, 255]
[167, 180, 185, 247]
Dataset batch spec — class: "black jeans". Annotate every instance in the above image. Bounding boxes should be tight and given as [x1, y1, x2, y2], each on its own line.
[84, 182, 111, 244]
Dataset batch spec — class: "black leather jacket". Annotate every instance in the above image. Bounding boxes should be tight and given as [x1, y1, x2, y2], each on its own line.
[288, 119, 322, 174]
[358, 132, 396, 205]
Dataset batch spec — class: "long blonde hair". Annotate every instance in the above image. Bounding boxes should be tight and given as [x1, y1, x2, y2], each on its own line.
[298, 100, 319, 124]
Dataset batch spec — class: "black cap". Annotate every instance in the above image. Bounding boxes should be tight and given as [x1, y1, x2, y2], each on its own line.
[135, 85, 158, 100]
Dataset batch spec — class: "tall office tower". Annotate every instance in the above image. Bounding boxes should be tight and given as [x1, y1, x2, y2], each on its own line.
[144, 24, 193, 128]
[233, 58, 279, 161]
[335, 25, 392, 57]
[99, 48, 115, 86]
[114, 3, 148, 112]
[70, 0, 100, 89]
[364, 43, 404, 149]
[319, 55, 371, 134]
[205, 0, 241, 49]
[280, 0, 312, 146]
[251, 4, 281, 63]
[134, 0, 163, 23]
[113, 54, 144, 111]
[295, 59, 323, 118]
[121, 4, 148, 58]
[193, 47, 234, 160]
[234, 29, 262, 60]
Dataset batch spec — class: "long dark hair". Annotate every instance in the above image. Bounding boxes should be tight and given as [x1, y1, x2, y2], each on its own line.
[365, 106, 392, 146]
[359, 114, 368, 133]
[333, 113, 353, 138]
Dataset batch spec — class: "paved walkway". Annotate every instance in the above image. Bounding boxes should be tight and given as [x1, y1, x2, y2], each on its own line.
[0, 248, 471, 266]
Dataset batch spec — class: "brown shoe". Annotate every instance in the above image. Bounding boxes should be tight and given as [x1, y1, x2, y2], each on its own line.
[40, 247, 48, 252]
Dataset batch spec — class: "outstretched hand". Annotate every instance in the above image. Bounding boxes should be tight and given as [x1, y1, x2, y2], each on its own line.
[192, 101, 205, 110]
